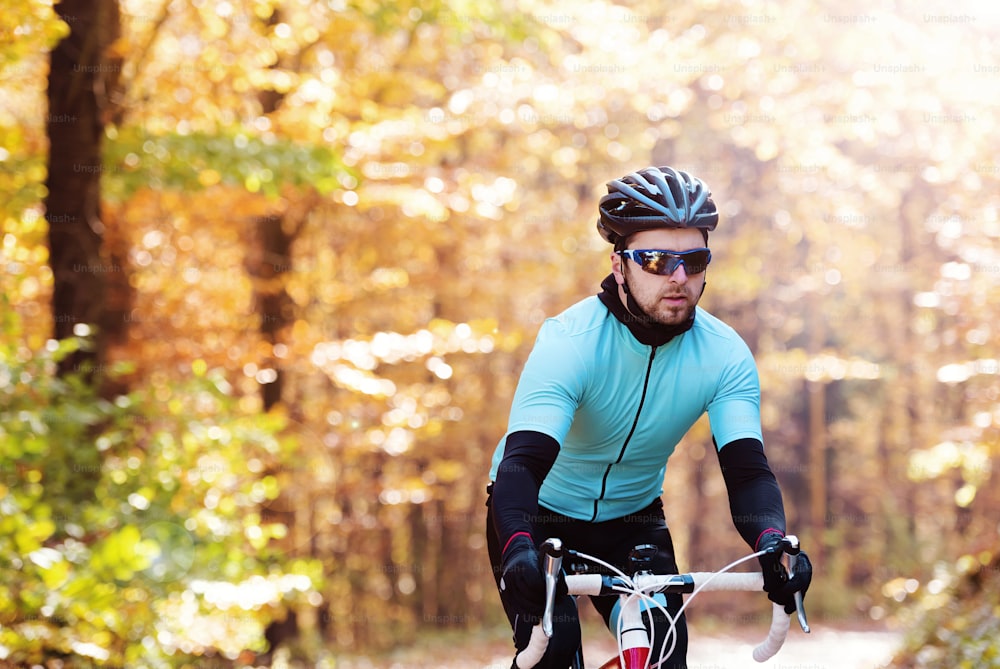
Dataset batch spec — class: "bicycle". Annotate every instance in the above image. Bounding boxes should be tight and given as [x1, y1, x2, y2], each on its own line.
[514, 536, 811, 669]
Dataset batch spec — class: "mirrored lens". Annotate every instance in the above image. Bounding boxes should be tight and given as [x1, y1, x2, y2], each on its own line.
[632, 249, 711, 276]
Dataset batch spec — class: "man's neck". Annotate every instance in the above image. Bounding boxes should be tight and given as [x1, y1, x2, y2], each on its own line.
[597, 274, 695, 347]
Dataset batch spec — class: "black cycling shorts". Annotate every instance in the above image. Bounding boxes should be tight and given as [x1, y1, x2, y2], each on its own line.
[485, 493, 688, 669]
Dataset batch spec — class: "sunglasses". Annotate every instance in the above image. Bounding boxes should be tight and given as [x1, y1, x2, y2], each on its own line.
[619, 248, 712, 276]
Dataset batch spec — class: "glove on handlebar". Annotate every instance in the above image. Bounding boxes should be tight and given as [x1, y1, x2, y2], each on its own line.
[499, 534, 566, 623]
[757, 531, 813, 614]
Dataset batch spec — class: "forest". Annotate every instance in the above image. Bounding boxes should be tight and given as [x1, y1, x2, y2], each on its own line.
[2, 0, 999, 666]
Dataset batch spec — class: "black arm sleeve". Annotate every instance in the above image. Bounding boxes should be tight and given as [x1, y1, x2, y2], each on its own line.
[489, 430, 560, 551]
[715, 437, 786, 550]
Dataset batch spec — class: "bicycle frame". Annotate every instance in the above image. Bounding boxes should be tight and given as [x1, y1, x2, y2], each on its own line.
[514, 537, 810, 669]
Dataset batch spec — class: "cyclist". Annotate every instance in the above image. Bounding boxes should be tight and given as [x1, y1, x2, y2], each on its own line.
[485, 166, 812, 668]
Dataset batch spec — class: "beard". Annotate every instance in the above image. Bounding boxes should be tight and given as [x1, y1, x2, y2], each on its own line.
[624, 266, 701, 326]
[637, 292, 696, 326]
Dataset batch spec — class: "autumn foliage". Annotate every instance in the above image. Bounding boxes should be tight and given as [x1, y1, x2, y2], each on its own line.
[2, 0, 1000, 665]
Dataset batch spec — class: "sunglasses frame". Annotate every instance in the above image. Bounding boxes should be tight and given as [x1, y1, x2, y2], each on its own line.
[619, 247, 712, 276]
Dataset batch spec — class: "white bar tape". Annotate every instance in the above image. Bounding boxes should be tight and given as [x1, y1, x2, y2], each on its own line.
[564, 573, 606, 597]
[752, 602, 791, 662]
[514, 624, 549, 669]
[689, 571, 764, 591]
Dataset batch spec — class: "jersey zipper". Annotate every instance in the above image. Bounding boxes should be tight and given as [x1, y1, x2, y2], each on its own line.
[592, 345, 657, 521]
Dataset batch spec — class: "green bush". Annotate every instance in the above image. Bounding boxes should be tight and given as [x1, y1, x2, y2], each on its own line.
[0, 314, 321, 667]
[889, 552, 1000, 669]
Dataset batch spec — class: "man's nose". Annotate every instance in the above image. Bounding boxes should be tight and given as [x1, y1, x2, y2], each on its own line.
[667, 262, 688, 283]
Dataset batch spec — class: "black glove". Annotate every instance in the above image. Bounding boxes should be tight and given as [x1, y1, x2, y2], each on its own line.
[499, 534, 550, 623]
[757, 532, 813, 614]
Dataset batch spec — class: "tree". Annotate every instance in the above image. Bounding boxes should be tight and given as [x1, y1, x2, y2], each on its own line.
[3, 0, 1000, 663]
[44, 0, 126, 387]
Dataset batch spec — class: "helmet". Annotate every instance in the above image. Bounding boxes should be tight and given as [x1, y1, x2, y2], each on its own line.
[597, 166, 718, 246]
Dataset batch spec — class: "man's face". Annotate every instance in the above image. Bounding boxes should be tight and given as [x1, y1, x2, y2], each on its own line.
[610, 227, 708, 326]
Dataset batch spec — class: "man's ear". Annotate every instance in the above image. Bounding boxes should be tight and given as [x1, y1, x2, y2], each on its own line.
[610, 251, 625, 286]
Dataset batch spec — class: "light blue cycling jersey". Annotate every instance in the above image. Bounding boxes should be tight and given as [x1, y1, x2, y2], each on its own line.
[488, 296, 762, 522]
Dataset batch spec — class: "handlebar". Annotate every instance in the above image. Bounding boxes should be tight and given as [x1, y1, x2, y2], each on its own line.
[516, 537, 810, 668]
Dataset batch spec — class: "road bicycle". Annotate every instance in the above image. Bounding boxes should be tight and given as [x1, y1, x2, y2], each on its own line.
[514, 536, 811, 669]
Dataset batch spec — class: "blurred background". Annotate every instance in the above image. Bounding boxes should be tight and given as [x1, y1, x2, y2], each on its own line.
[2, 0, 999, 666]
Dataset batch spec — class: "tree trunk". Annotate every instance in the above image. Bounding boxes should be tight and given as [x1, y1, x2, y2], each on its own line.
[686, 445, 710, 570]
[249, 17, 310, 653]
[247, 212, 296, 410]
[895, 191, 923, 557]
[806, 297, 827, 563]
[46, 0, 120, 381]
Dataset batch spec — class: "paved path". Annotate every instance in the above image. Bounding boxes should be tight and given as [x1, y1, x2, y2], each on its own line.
[334, 626, 901, 668]
[685, 627, 900, 669]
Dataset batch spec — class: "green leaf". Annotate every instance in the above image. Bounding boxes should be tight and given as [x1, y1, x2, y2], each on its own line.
[14, 518, 55, 553]
[29, 548, 70, 589]
[102, 126, 354, 200]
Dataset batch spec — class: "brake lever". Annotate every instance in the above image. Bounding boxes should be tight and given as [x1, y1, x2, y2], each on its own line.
[540, 538, 564, 638]
[783, 535, 810, 633]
